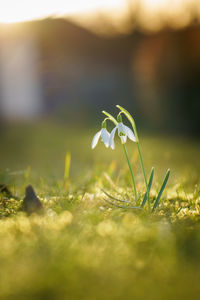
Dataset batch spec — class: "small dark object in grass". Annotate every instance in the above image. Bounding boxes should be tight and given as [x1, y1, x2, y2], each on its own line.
[0, 184, 13, 199]
[23, 185, 43, 215]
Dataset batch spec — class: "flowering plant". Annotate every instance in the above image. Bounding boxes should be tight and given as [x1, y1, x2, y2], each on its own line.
[91, 105, 170, 212]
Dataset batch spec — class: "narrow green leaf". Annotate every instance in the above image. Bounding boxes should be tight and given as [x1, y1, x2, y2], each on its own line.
[101, 189, 131, 204]
[152, 169, 170, 212]
[102, 111, 118, 126]
[141, 167, 154, 207]
[64, 151, 71, 180]
[103, 198, 142, 209]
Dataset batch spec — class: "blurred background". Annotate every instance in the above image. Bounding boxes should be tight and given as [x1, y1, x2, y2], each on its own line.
[0, 0, 200, 134]
[0, 0, 200, 181]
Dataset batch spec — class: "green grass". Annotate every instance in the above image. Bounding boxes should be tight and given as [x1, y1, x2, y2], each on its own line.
[0, 122, 200, 299]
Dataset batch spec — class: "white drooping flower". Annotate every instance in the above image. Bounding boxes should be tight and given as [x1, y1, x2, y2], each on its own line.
[91, 128, 110, 149]
[109, 122, 136, 149]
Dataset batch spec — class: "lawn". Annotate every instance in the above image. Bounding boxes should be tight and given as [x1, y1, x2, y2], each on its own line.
[0, 122, 200, 300]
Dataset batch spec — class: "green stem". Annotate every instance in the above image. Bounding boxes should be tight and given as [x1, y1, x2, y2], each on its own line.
[116, 105, 150, 209]
[137, 142, 150, 209]
[122, 144, 138, 203]
[102, 111, 118, 126]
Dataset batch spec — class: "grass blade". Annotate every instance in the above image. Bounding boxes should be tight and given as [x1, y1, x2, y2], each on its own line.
[103, 198, 142, 209]
[64, 151, 71, 180]
[101, 189, 131, 204]
[141, 167, 154, 207]
[152, 169, 170, 212]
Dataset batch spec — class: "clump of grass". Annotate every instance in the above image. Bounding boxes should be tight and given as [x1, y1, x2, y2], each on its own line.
[0, 180, 200, 299]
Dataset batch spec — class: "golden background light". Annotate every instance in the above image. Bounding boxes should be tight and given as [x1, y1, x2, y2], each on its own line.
[0, 0, 124, 24]
[0, 0, 199, 31]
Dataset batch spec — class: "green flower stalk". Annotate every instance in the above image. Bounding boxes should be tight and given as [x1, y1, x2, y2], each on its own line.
[93, 110, 138, 202]
[116, 105, 150, 209]
[122, 143, 138, 203]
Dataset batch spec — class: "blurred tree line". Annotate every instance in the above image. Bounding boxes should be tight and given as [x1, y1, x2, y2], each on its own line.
[0, 14, 199, 137]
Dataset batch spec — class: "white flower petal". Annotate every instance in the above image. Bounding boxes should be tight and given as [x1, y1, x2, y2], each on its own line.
[91, 130, 101, 149]
[101, 128, 110, 148]
[124, 125, 136, 142]
[118, 122, 126, 135]
[109, 127, 117, 150]
[120, 135, 127, 144]
[118, 123, 127, 144]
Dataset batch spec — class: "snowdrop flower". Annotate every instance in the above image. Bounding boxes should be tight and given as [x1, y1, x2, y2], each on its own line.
[91, 120, 110, 149]
[109, 122, 136, 149]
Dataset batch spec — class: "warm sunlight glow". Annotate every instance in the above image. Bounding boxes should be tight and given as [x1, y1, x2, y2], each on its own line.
[140, 0, 198, 30]
[0, 0, 124, 24]
[0, 0, 199, 31]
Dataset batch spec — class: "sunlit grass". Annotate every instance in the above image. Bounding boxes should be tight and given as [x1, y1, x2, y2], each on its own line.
[0, 122, 200, 299]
